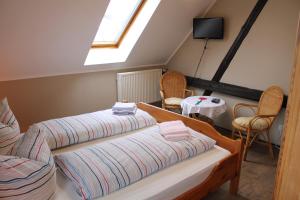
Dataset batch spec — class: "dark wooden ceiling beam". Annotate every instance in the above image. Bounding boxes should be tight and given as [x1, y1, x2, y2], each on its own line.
[203, 0, 268, 96]
[187, 76, 288, 108]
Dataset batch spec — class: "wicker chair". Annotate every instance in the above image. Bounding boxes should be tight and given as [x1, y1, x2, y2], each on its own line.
[160, 71, 193, 110]
[232, 86, 284, 161]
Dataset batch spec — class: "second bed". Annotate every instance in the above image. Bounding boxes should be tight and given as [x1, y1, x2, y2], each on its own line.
[51, 103, 242, 200]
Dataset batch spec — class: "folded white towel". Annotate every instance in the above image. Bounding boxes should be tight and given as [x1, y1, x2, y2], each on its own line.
[112, 102, 137, 115]
[112, 102, 137, 111]
[113, 108, 137, 115]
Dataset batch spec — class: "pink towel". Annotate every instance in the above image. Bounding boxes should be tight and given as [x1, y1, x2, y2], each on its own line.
[164, 133, 191, 141]
[159, 120, 188, 135]
[159, 120, 191, 141]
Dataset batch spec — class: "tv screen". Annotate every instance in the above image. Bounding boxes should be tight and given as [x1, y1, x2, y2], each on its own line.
[193, 17, 224, 39]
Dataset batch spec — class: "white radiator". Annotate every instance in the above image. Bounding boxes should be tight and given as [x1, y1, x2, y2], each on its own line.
[117, 69, 162, 103]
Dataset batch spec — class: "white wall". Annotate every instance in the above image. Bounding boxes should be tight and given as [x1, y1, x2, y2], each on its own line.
[167, 0, 300, 145]
[0, 0, 214, 81]
[0, 0, 216, 131]
[0, 66, 162, 132]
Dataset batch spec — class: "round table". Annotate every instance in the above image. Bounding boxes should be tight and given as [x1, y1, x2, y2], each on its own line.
[181, 96, 227, 118]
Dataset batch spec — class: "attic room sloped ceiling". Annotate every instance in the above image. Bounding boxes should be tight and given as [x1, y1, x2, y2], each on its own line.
[0, 0, 215, 81]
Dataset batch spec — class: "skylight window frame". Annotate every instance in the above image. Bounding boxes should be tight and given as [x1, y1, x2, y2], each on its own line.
[92, 0, 147, 49]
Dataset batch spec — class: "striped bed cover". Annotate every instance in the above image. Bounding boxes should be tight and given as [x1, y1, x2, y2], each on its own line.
[0, 98, 22, 155]
[55, 125, 216, 200]
[28, 109, 156, 150]
[0, 131, 56, 200]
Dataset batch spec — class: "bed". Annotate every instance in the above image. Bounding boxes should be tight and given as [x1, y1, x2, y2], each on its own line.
[27, 108, 156, 150]
[53, 103, 243, 200]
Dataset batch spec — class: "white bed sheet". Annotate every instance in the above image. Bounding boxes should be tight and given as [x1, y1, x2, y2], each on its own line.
[53, 126, 230, 200]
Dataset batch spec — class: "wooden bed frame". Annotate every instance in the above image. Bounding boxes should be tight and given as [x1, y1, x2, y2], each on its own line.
[137, 103, 243, 200]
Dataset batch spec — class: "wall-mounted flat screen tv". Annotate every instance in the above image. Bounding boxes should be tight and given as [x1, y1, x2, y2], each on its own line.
[193, 17, 224, 39]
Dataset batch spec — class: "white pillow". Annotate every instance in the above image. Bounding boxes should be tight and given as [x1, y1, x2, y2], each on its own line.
[0, 98, 21, 155]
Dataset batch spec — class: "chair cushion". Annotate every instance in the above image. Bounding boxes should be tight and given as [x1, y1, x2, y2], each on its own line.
[165, 97, 183, 105]
[0, 98, 21, 155]
[232, 117, 271, 131]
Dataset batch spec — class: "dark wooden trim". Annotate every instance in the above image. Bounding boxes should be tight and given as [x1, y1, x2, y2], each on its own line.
[187, 76, 288, 108]
[203, 0, 268, 96]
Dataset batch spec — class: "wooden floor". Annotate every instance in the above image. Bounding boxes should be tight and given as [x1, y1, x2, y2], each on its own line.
[204, 143, 278, 200]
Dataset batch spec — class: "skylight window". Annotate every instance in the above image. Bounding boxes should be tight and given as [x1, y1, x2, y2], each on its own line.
[85, 0, 160, 65]
[92, 0, 145, 48]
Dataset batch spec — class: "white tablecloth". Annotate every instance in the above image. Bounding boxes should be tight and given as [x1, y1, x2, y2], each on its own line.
[181, 96, 227, 118]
